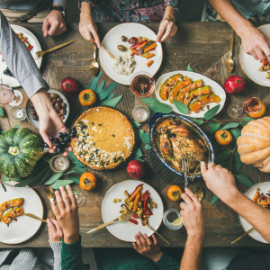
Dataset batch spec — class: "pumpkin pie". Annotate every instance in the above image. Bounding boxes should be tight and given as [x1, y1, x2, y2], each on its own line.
[71, 106, 135, 170]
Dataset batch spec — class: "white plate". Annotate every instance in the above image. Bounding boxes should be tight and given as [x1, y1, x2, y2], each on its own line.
[0, 181, 44, 244]
[240, 24, 270, 87]
[239, 182, 270, 244]
[26, 89, 70, 129]
[0, 25, 42, 88]
[155, 71, 226, 118]
[100, 23, 163, 85]
[102, 180, 164, 242]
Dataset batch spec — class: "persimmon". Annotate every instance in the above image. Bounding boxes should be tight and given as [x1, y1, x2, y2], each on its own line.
[215, 130, 233, 146]
[167, 185, 182, 201]
[79, 89, 96, 107]
[247, 101, 266, 118]
[79, 172, 97, 191]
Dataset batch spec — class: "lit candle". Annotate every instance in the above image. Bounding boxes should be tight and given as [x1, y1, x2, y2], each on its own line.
[50, 155, 70, 173]
[14, 108, 26, 120]
[132, 106, 150, 123]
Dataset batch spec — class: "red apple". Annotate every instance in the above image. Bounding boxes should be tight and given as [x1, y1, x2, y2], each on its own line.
[224, 75, 246, 94]
[127, 160, 146, 179]
[61, 77, 79, 94]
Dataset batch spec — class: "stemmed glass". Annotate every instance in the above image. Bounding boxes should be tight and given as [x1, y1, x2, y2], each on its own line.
[227, 102, 243, 118]
[73, 187, 87, 208]
[0, 84, 14, 105]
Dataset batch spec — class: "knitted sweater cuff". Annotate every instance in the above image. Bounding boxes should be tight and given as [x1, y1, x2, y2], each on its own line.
[62, 235, 82, 255]
[155, 253, 174, 269]
[49, 241, 62, 258]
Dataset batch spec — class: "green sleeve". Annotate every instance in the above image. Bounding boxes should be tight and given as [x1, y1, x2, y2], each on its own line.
[154, 252, 180, 270]
[61, 235, 84, 270]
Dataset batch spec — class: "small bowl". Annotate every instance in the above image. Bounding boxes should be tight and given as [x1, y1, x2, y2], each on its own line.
[163, 209, 183, 231]
[26, 89, 70, 129]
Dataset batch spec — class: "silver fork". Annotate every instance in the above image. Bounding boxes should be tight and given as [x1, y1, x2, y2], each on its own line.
[181, 156, 189, 188]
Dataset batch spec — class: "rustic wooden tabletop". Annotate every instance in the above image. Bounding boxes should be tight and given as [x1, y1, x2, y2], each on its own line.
[0, 21, 269, 248]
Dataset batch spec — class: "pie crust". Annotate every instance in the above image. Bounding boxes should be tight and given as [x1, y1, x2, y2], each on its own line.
[71, 106, 135, 170]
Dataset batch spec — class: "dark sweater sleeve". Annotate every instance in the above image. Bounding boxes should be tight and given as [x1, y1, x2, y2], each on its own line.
[61, 235, 84, 270]
[154, 252, 180, 270]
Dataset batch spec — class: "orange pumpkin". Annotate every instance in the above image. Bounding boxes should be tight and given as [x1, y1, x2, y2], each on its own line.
[237, 116, 270, 172]
[79, 89, 96, 107]
[167, 185, 182, 201]
[79, 172, 97, 191]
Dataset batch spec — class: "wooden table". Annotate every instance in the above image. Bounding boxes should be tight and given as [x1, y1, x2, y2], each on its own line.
[0, 21, 269, 248]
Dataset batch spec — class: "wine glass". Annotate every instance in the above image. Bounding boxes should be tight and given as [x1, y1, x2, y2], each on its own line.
[0, 84, 14, 105]
[74, 187, 87, 208]
[227, 102, 243, 118]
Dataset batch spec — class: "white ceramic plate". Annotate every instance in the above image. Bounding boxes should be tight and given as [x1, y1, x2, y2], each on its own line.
[26, 89, 70, 129]
[240, 24, 270, 87]
[102, 180, 164, 242]
[239, 182, 270, 244]
[100, 23, 163, 85]
[155, 71, 226, 118]
[0, 181, 44, 244]
[0, 25, 42, 88]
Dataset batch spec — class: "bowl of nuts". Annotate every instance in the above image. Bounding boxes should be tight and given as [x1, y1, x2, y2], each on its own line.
[26, 89, 70, 129]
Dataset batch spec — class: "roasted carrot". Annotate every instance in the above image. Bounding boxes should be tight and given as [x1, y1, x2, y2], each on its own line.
[128, 186, 142, 202]
[136, 41, 148, 50]
[262, 201, 270, 206]
[253, 192, 260, 202]
[146, 53, 155, 59]
[133, 192, 140, 212]
[147, 60, 154, 67]
[130, 51, 135, 56]
[138, 36, 143, 43]
[144, 43, 157, 53]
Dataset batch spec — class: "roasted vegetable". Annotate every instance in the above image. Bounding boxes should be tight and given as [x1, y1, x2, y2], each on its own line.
[1, 206, 24, 225]
[0, 198, 24, 219]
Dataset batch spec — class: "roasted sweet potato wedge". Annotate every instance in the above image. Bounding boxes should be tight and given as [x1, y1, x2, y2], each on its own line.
[1, 206, 24, 225]
[0, 198, 24, 219]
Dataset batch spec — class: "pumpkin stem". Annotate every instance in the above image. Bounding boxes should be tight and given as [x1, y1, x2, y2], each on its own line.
[8, 146, 19, 156]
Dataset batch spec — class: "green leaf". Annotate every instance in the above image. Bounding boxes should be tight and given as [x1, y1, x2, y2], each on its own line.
[152, 100, 172, 114]
[173, 100, 189, 114]
[3, 176, 9, 182]
[39, 169, 51, 185]
[44, 172, 65, 185]
[70, 160, 85, 168]
[204, 105, 220, 120]
[106, 93, 115, 101]
[221, 122, 239, 130]
[230, 128, 241, 140]
[14, 123, 19, 129]
[149, 107, 161, 116]
[235, 174, 253, 187]
[215, 149, 232, 163]
[141, 98, 158, 107]
[95, 80, 106, 94]
[66, 175, 80, 184]
[190, 118, 204, 125]
[134, 148, 143, 160]
[240, 117, 254, 127]
[140, 133, 150, 143]
[208, 123, 221, 135]
[99, 95, 122, 107]
[0, 130, 6, 135]
[133, 121, 141, 128]
[72, 188, 78, 195]
[87, 71, 103, 91]
[50, 180, 74, 189]
[68, 151, 77, 161]
[99, 82, 117, 101]
[211, 194, 219, 205]
[187, 64, 194, 72]
[1, 182, 6, 192]
[70, 166, 87, 174]
[234, 147, 242, 172]
[145, 144, 152, 150]
[0, 107, 4, 116]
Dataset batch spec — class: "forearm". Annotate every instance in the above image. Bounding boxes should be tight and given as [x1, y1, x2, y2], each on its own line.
[222, 189, 270, 243]
[163, 6, 177, 22]
[180, 235, 204, 270]
[30, 89, 54, 115]
[53, 0, 67, 8]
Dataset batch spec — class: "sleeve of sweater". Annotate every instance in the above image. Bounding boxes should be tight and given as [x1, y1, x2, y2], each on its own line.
[49, 241, 62, 270]
[154, 252, 180, 270]
[61, 235, 84, 270]
[0, 11, 47, 98]
[164, 0, 180, 9]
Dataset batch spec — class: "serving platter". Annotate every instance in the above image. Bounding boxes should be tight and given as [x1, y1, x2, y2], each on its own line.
[155, 71, 226, 118]
[100, 23, 163, 85]
[239, 24, 270, 87]
[0, 181, 44, 244]
[239, 181, 270, 244]
[0, 25, 42, 88]
[102, 180, 164, 242]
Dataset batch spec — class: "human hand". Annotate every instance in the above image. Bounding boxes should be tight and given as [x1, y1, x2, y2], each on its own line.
[240, 24, 270, 61]
[79, 13, 101, 48]
[201, 162, 238, 202]
[51, 185, 80, 244]
[133, 232, 163, 262]
[47, 218, 63, 242]
[42, 10, 67, 37]
[180, 188, 205, 240]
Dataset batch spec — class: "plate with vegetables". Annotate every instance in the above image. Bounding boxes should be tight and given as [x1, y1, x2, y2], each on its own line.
[100, 23, 162, 85]
[0, 181, 44, 244]
[155, 71, 226, 118]
[239, 182, 270, 244]
[102, 180, 163, 242]
[0, 24, 42, 88]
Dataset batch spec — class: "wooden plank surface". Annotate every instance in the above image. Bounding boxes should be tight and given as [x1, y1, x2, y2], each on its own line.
[0, 22, 268, 248]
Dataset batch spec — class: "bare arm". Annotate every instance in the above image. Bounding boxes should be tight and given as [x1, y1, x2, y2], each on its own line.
[201, 162, 270, 243]
[209, 0, 270, 60]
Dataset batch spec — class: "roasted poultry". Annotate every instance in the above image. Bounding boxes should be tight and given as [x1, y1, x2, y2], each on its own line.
[156, 118, 207, 174]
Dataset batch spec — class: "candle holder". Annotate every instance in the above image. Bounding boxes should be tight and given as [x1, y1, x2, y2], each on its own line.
[8, 105, 27, 121]
[132, 105, 150, 123]
[49, 155, 70, 173]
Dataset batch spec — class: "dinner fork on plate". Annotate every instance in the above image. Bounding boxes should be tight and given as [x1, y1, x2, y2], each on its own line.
[181, 156, 189, 188]
[34, 39, 75, 60]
